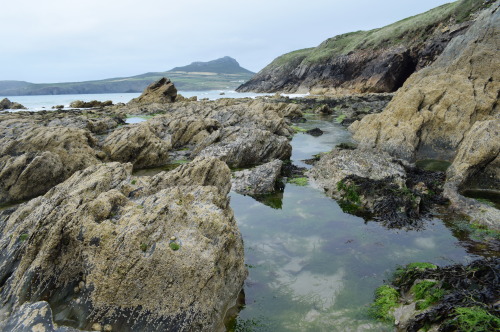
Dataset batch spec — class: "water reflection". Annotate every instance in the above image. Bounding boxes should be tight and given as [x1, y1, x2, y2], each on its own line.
[228, 114, 483, 331]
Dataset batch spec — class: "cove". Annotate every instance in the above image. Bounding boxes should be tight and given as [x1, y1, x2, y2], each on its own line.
[227, 114, 486, 331]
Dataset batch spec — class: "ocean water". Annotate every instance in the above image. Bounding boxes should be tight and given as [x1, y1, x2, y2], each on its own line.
[1, 90, 309, 111]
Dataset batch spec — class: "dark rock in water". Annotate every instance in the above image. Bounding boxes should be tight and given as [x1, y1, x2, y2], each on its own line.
[309, 148, 447, 228]
[306, 127, 323, 136]
[281, 163, 307, 178]
[129, 77, 177, 104]
[70, 100, 113, 108]
[231, 159, 283, 195]
[290, 116, 307, 123]
[0, 98, 26, 110]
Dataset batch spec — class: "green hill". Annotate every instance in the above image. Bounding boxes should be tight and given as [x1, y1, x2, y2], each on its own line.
[0, 57, 254, 96]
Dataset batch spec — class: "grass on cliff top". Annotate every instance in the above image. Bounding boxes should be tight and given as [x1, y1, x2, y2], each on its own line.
[303, 0, 485, 64]
[265, 0, 485, 68]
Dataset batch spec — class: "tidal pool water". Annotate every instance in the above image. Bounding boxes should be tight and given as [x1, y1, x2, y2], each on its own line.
[228, 115, 485, 331]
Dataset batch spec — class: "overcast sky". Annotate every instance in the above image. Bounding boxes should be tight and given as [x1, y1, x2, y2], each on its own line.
[1, 0, 453, 83]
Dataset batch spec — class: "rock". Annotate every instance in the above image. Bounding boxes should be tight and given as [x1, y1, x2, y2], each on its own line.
[306, 127, 323, 136]
[315, 104, 331, 114]
[70, 100, 113, 108]
[102, 123, 171, 169]
[350, 3, 500, 161]
[193, 126, 292, 168]
[231, 159, 283, 195]
[0, 126, 100, 204]
[0, 98, 26, 110]
[0, 159, 246, 331]
[129, 77, 177, 104]
[443, 119, 500, 230]
[309, 148, 407, 194]
[308, 148, 446, 227]
[2, 301, 79, 332]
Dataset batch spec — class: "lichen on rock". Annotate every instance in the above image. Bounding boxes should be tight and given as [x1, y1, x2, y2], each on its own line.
[0, 158, 246, 331]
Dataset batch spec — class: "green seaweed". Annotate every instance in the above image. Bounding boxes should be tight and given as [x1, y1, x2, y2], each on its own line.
[288, 177, 308, 186]
[290, 125, 307, 133]
[411, 280, 445, 310]
[336, 180, 361, 205]
[454, 307, 500, 332]
[369, 285, 399, 322]
[335, 114, 346, 124]
[18, 233, 29, 242]
[169, 242, 180, 251]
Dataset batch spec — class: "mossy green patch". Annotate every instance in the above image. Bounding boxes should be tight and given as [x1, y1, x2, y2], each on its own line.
[411, 280, 445, 310]
[369, 285, 399, 322]
[335, 114, 346, 124]
[288, 177, 308, 186]
[301, 0, 485, 64]
[290, 125, 307, 133]
[454, 307, 500, 332]
[18, 233, 29, 241]
[336, 180, 361, 205]
[140, 243, 148, 252]
[169, 242, 180, 251]
[406, 262, 438, 270]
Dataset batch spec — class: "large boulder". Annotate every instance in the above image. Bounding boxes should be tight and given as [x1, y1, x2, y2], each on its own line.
[0, 158, 246, 331]
[443, 119, 500, 230]
[102, 123, 172, 169]
[129, 77, 177, 104]
[231, 159, 283, 195]
[0, 98, 25, 110]
[0, 126, 100, 204]
[350, 3, 500, 161]
[193, 126, 292, 168]
[309, 148, 447, 227]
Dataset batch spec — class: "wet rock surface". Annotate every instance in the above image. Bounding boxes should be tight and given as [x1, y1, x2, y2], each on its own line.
[380, 258, 500, 332]
[0, 96, 296, 205]
[349, 3, 500, 229]
[309, 148, 447, 228]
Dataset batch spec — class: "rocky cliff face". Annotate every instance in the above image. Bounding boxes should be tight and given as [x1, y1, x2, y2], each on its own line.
[237, 0, 489, 94]
[350, 2, 499, 161]
[348, 1, 500, 229]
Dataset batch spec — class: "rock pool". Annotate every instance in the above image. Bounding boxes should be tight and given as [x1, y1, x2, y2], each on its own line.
[227, 115, 493, 331]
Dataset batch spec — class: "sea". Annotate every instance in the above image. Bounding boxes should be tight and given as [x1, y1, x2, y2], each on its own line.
[1, 90, 309, 111]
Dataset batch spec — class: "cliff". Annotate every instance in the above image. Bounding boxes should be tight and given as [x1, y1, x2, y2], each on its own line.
[237, 0, 490, 94]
